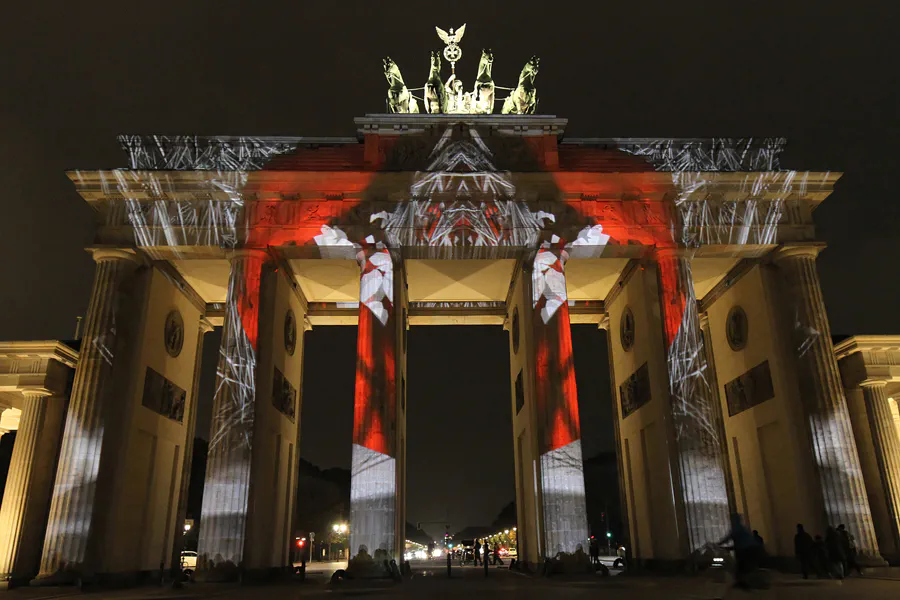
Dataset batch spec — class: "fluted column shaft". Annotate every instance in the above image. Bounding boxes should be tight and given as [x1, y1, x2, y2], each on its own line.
[655, 250, 731, 552]
[350, 247, 399, 560]
[774, 245, 880, 557]
[0, 391, 65, 583]
[529, 247, 589, 555]
[197, 251, 267, 576]
[37, 250, 138, 579]
[861, 381, 900, 555]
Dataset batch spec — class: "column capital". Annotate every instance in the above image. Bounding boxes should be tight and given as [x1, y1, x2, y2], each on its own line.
[225, 248, 270, 262]
[18, 386, 54, 398]
[597, 313, 610, 331]
[771, 242, 826, 264]
[652, 246, 685, 261]
[199, 317, 215, 335]
[699, 311, 711, 331]
[88, 247, 141, 264]
[860, 379, 889, 390]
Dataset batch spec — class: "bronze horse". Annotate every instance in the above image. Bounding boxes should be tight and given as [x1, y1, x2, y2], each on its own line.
[383, 57, 418, 113]
[473, 49, 495, 114]
[424, 50, 447, 114]
[501, 55, 539, 115]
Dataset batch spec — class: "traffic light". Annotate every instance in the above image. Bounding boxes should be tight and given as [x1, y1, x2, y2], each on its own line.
[606, 532, 612, 539]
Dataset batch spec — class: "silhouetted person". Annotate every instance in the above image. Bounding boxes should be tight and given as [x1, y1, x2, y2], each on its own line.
[794, 524, 814, 579]
[718, 513, 759, 586]
[812, 535, 829, 577]
[493, 543, 504, 565]
[483, 541, 490, 576]
[589, 537, 599, 565]
[752, 530, 766, 567]
[473, 540, 482, 566]
[836, 524, 862, 576]
[825, 527, 845, 579]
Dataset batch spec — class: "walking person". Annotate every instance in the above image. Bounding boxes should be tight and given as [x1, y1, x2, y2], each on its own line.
[473, 539, 481, 567]
[717, 513, 761, 588]
[825, 526, 846, 579]
[794, 524, 814, 579]
[837, 524, 863, 576]
[483, 541, 490, 576]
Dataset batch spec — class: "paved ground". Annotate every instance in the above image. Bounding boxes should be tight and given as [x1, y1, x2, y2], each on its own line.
[3, 565, 898, 600]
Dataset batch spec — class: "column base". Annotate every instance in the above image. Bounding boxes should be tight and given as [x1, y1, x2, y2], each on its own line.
[0, 577, 30, 590]
[31, 568, 171, 589]
[30, 570, 82, 587]
[193, 562, 240, 583]
[194, 564, 295, 583]
[857, 553, 889, 567]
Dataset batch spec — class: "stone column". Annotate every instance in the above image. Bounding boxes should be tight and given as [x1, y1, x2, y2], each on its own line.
[0, 389, 66, 585]
[773, 244, 881, 560]
[530, 247, 589, 556]
[654, 249, 731, 552]
[350, 247, 400, 562]
[197, 250, 268, 578]
[36, 249, 139, 581]
[860, 381, 900, 557]
[170, 318, 214, 578]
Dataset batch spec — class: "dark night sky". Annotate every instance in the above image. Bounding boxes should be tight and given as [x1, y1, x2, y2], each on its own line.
[1, 1, 898, 536]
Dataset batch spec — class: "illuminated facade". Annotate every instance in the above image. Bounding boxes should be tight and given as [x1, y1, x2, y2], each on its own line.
[1, 29, 899, 583]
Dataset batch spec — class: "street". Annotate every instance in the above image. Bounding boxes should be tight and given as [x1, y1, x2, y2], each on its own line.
[2, 566, 898, 600]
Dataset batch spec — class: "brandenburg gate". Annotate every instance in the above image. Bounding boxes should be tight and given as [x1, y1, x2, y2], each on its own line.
[1, 25, 898, 585]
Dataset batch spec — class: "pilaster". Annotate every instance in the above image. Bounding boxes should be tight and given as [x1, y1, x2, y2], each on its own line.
[170, 318, 214, 578]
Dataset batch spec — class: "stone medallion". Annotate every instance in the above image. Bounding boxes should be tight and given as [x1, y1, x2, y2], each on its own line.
[284, 309, 297, 356]
[164, 309, 184, 357]
[620, 307, 635, 352]
[726, 306, 749, 351]
[511, 307, 520, 354]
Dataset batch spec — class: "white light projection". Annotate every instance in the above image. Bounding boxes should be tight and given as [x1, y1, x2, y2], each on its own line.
[530, 247, 590, 556]
[196, 254, 262, 570]
[540, 441, 590, 556]
[350, 445, 397, 559]
[532, 245, 569, 324]
[620, 140, 871, 553]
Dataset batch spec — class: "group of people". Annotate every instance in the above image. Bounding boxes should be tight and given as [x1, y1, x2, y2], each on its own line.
[720, 514, 863, 583]
[794, 523, 863, 579]
[471, 539, 504, 566]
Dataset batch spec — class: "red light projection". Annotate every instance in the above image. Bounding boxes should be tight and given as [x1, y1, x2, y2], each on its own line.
[352, 248, 397, 457]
